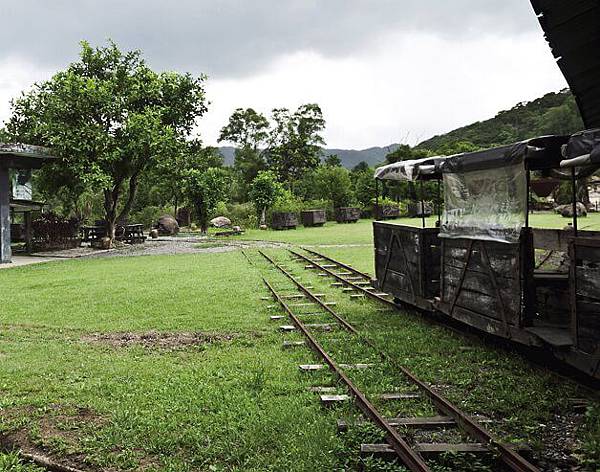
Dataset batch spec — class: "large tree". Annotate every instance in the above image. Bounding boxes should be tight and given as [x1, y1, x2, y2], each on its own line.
[186, 167, 228, 234]
[5, 41, 207, 241]
[219, 108, 269, 187]
[249, 170, 283, 226]
[149, 140, 222, 215]
[266, 104, 326, 183]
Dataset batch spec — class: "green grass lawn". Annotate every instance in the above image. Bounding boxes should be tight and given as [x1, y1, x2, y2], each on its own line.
[1, 216, 599, 471]
[216, 212, 600, 247]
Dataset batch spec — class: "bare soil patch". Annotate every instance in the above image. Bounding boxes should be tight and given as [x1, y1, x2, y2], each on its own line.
[82, 330, 237, 350]
[0, 405, 106, 471]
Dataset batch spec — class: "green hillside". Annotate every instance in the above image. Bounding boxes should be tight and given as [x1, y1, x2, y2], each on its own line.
[418, 89, 584, 152]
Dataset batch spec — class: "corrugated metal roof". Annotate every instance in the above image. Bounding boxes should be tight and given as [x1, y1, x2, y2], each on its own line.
[531, 0, 600, 129]
[0, 143, 56, 169]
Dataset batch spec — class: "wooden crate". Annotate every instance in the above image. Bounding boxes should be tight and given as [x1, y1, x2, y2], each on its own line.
[373, 222, 440, 311]
[335, 207, 361, 223]
[301, 210, 326, 227]
[271, 212, 298, 230]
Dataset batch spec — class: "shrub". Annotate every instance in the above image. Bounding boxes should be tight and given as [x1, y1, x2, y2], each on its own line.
[208, 202, 258, 228]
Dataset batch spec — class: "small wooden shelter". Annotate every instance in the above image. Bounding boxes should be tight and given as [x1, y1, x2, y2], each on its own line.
[0, 144, 56, 263]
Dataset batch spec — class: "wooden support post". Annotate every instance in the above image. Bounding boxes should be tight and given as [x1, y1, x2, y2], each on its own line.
[24, 211, 33, 254]
[0, 166, 11, 264]
[571, 167, 578, 236]
[419, 180, 426, 229]
[525, 168, 531, 228]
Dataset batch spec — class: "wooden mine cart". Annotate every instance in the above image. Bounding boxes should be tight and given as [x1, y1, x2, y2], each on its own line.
[301, 210, 326, 227]
[335, 207, 360, 223]
[271, 212, 298, 230]
[373, 156, 446, 311]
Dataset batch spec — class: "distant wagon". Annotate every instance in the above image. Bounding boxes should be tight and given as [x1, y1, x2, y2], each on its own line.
[301, 209, 326, 227]
[335, 207, 361, 223]
[271, 211, 298, 230]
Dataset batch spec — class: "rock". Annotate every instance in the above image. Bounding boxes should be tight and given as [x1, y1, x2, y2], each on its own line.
[232, 225, 242, 232]
[149, 229, 159, 239]
[259, 224, 268, 230]
[210, 216, 232, 228]
[557, 203, 587, 218]
[155, 215, 180, 235]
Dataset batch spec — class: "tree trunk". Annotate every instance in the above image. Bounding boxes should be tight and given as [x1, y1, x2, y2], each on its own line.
[103, 182, 122, 245]
[117, 173, 139, 225]
[260, 207, 266, 226]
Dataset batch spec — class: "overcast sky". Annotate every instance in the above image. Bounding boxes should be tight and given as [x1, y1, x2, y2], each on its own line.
[0, 1, 568, 149]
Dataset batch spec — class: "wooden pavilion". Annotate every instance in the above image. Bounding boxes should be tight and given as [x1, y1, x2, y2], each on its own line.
[0, 144, 55, 263]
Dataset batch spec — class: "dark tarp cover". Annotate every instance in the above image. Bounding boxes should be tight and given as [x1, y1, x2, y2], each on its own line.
[564, 128, 600, 164]
[531, 0, 600, 129]
[440, 135, 568, 174]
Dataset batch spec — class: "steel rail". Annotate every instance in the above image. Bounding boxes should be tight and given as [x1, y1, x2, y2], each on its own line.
[290, 249, 396, 307]
[262, 276, 431, 471]
[301, 247, 373, 280]
[262, 250, 540, 472]
[260, 250, 360, 335]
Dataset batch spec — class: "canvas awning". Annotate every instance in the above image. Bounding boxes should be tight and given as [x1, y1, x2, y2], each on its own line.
[439, 135, 568, 174]
[374, 156, 447, 181]
[559, 128, 600, 168]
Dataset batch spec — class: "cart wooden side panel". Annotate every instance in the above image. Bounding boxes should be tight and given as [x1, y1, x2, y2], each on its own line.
[437, 230, 535, 340]
[373, 222, 440, 310]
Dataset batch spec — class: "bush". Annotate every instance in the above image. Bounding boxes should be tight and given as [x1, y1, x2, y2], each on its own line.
[32, 212, 80, 249]
[270, 189, 304, 213]
[210, 202, 258, 228]
[364, 197, 408, 218]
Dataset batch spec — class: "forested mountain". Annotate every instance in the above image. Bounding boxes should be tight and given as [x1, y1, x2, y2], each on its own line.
[418, 89, 583, 152]
[219, 89, 584, 169]
[219, 144, 400, 168]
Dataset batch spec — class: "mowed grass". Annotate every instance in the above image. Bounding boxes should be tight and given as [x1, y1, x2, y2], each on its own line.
[0, 252, 343, 471]
[1, 215, 600, 470]
[220, 211, 600, 246]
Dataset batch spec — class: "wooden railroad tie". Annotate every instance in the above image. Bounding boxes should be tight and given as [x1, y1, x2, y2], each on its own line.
[361, 441, 529, 458]
[304, 323, 335, 331]
[308, 386, 338, 393]
[361, 443, 489, 457]
[337, 415, 492, 432]
[289, 302, 336, 307]
[299, 363, 374, 372]
[279, 325, 296, 332]
[270, 315, 285, 321]
[320, 394, 351, 406]
[320, 391, 420, 406]
[282, 341, 305, 349]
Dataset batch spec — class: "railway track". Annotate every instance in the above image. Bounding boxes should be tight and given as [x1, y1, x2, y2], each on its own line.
[250, 249, 540, 472]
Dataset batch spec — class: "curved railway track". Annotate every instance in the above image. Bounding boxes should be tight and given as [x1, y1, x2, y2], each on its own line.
[249, 249, 540, 472]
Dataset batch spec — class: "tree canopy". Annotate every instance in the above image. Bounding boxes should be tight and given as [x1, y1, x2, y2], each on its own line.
[5, 40, 207, 239]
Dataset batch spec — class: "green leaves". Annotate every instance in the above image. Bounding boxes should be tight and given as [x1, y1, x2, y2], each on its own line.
[5, 40, 208, 226]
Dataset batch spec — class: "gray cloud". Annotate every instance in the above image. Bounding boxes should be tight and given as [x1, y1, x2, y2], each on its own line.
[0, 1, 541, 78]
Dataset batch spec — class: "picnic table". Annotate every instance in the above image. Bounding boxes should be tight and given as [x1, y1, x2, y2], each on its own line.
[81, 224, 146, 245]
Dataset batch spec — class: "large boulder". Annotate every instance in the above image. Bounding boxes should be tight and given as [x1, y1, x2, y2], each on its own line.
[210, 216, 232, 228]
[155, 215, 180, 235]
[557, 203, 587, 218]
